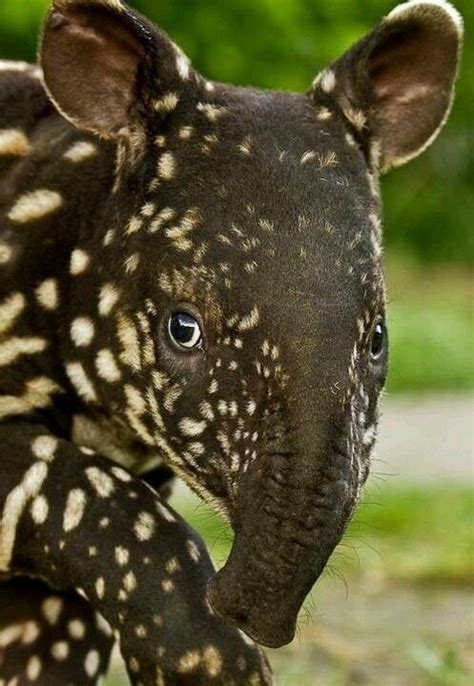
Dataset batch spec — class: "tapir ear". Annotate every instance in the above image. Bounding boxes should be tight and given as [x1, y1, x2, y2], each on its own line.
[312, 0, 463, 172]
[40, 0, 194, 137]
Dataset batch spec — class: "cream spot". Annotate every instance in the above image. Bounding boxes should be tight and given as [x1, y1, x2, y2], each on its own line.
[96, 612, 113, 636]
[237, 306, 260, 331]
[110, 466, 131, 482]
[35, 278, 58, 310]
[179, 125, 194, 140]
[42, 596, 63, 625]
[345, 132, 357, 148]
[64, 141, 97, 163]
[197, 102, 226, 122]
[8, 190, 62, 223]
[0, 129, 30, 156]
[95, 577, 105, 599]
[68, 619, 86, 640]
[238, 135, 253, 155]
[134, 511, 156, 541]
[178, 650, 201, 673]
[103, 229, 115, 246]
[0, 242, 13, 265]
[95, 349, 121, 383]
[115, 546, 129, 566]
[0, 336, 48, 367]
[63, 489, 87, 532]
[116, 313, 141, 371]
[175, 51, 190, 79]
[22, 621, 40, 644]
[70, 249, 90, 275]
[125, 216, 143, 236]
[161, 578, 175, 593]
[123, 571, 137, 592]
[98, 283, 120, 316]
[246, 400, 257, 415]
[317, 69, 336, 93]
[0, 624, 23, 648]
[84, 649, 100, 677]
[51, 640, 70, 661]
[0, 292, 25, 334]
[70, 317, 95, 347]
[133, 624, 147, 639]
[178, 418, 207, 437]
[301, 150, 316, 165]
[165, 557, 180, 574]
[30, 495, 48, 524]
[343, 106, 367, 131]
[128, 656, 140, 673]
[124, 384, 146, 415]
[26, 655, 42, 680]
[158, 152, 176, 180]
[155, 501, 177, 523]
[85, 467, 114, 498]
[316, 106, 333, 121]
[149, 207, 176, 233]
[186, 539, 201, 563]
[31, 435, 57, 461]
[0, 376, 60, 420]
[124, 253, 140, 274]
[66, 362, 97, 402]
[153, 92, 179, 112]
[203, 645, 223, 677]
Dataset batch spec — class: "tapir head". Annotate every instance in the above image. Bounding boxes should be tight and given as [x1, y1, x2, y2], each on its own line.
[41, 0, 462, 647]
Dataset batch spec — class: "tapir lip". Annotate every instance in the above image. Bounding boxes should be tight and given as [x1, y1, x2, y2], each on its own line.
[207, 578, 297, 648]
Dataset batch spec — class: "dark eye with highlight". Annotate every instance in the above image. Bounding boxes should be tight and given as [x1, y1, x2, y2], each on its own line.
[370, 317, 387, 362]
[168, 312, 203, 351]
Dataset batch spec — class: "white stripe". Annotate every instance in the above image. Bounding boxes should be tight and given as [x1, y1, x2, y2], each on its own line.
[0, 461, 48, 570]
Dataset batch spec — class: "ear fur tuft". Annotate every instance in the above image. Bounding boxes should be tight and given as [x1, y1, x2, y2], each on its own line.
[311, 0, 463, 173]
[387, 0, 463, 36]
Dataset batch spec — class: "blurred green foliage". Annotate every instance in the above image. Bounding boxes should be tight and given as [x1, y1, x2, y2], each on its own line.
[0, 0, 472, 265]
[386, 258, 473, 391]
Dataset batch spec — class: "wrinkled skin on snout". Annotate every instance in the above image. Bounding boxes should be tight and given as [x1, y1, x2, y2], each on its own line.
[41, 0, 462, 648]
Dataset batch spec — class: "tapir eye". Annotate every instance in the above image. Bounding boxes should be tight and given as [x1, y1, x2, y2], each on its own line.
[370, 318, 386, 361]
[168, 312, 203, 350]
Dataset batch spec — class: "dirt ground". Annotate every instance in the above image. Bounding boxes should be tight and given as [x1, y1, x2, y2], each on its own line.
[375, 393, 473, 484]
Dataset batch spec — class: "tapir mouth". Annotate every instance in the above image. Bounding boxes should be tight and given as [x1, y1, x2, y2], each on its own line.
[207, 572, 298, 648]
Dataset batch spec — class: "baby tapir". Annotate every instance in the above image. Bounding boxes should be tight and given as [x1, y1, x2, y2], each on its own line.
[0, 0, 463, 684]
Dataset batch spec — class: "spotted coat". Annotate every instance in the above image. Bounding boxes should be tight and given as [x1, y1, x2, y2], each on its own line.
[0, 0, 463, 684]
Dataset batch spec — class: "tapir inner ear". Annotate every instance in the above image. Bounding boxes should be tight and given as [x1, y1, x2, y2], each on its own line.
[40, 0, 193, 137]
[313, 0, 463, 172]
